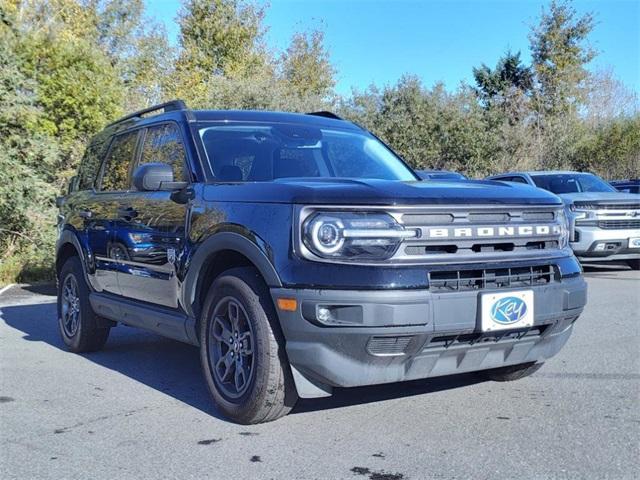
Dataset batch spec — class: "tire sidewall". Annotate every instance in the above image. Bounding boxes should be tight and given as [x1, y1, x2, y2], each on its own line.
[57, 256, 97, 351]
[200, 272, 277, 421]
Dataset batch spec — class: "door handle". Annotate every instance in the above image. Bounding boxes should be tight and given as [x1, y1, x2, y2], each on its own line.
[117, 207, 138, 219]
[78, 209, 92, 219]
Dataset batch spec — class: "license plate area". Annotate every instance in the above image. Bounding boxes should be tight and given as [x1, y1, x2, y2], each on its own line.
[481, 290, 534, 332]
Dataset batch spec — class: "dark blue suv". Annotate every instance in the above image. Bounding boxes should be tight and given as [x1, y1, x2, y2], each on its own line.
[56, 101, 587, 423]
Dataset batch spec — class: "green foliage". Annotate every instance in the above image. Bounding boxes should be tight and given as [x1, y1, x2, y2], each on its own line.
[473, 51, 533, 109]
[172, 0, 269, 106]
[340, 78, 496, 176]
[574, 117, 640, 178]
[281, 29, 336, 99]
[530, 0, 596, 116]
[0, 5, 59, 282]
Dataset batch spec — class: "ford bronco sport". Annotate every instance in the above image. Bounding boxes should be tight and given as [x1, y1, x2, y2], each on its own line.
[56, 100, 587, 424]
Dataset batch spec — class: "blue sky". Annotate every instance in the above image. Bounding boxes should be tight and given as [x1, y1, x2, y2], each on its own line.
[148, 0, 640, 96]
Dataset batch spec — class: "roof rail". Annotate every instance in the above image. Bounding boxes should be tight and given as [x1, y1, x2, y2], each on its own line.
[107, 99, 187, 127]
[306, 111, 343, 120]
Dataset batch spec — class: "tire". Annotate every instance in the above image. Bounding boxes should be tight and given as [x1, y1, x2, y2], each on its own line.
[627, 259, 640, 270]
[57, 256, 110, 353]
[483, 362, 544, 382]
[199, 267, 298, 424]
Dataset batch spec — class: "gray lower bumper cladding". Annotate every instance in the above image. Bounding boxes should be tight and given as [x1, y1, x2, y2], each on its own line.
[272, 276, 587, 398]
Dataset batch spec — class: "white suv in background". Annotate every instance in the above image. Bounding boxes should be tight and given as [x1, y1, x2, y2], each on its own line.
[487, 171, 640, 269]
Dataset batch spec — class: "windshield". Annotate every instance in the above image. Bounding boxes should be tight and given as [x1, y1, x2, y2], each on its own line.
[531, 173, 616, 194]
[197, 123, 417, 182]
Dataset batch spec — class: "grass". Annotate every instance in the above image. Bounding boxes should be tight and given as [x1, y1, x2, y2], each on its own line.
[0, 244, 55, 287]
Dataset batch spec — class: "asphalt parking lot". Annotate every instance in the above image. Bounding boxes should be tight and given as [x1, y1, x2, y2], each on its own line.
[1, 264, 639, 480]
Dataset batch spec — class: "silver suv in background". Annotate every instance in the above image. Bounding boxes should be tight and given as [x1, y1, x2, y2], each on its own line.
[487, 171, 640, 270]
[416, 169, 467, 180]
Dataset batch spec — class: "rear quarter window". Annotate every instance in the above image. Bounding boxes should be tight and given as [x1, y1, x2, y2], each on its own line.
[77, 142, 108, 191]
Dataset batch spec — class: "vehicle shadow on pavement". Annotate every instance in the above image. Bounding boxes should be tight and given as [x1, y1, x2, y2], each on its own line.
[0, 301, 225, 419]
[581, 262, 637, 279]
[1, 301, 485, 420]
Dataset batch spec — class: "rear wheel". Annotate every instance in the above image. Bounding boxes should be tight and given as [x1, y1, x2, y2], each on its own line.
[483, 362, 544, 382]
[57, 256, 110, 352]
[200, 267, 297, 424]
[627, 259, 640, 270]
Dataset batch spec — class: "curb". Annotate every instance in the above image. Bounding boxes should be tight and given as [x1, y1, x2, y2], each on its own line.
[0, 284, 15, 296]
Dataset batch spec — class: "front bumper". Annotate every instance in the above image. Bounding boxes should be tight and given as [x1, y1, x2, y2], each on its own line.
[571, 225, 640, 261]
[271, 275, 587, 398]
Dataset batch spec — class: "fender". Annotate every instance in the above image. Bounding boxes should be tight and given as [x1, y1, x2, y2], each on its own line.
[181, 231, 282, 319]
[56, 229, 92, 285]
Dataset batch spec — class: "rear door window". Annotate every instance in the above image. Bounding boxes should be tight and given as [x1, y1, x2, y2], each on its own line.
[77, 142, 108, 190]
[99, 131, 139, 191]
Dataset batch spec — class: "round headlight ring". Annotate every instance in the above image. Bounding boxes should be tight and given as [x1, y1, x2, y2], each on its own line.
[309, 217, 345, 254]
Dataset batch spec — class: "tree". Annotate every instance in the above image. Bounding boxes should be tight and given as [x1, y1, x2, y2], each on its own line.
[0, 4, 59, 280]
[529, 0, 596, 116]
[473, 51, 533, 111]
[87, 0, 175, 110]
[340, 76, 496, 176]
[173, 0, 269, 106]
[281, 29, 336, 99]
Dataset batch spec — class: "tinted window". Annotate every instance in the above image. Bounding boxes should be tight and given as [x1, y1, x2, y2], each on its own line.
[139, 123, 187, 182]
[419, 171, 466, 180]
[532, 173, 616, 193]
[508, 176, 528, 184]
[99, 131, 138, 191]
[198, 123, 417, 182]
[78, 142, 107, 190]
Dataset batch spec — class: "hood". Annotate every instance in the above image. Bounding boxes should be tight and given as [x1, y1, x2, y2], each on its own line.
[202, 178, 563, 206]
[556, 191, 640, 205]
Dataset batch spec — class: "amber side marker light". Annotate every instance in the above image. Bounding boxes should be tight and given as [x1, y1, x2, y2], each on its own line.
[277, 298, 298, 312]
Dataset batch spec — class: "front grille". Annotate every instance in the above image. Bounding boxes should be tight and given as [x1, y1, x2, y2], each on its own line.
[574, 202, 640, 210]
[367, 336, 414, 356]
[598, 219, 640, 229]
[424, 325, 549, 350]
[428, 264, 556, 292]
[405, 240, 559, 256]
[394, 205, 564, 263]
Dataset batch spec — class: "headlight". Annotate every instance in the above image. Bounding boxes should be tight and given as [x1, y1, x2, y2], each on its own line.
[128, 233, 152, 244]
[557, 208, 570, 248]
[569, 203, 594, 222]
[302, 212, 418, 261]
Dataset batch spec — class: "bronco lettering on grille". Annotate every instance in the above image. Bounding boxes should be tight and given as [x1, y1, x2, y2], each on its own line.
[423, 225, 560, 239]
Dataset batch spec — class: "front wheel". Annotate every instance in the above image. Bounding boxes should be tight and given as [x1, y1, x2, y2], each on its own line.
[627, 259, 640, 270]
[483, 362, 544, 382]
[199, 267, 297, 424]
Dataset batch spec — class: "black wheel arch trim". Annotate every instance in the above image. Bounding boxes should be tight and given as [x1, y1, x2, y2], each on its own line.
[56, 229, 92, 284]
[182, 231, 282, 319]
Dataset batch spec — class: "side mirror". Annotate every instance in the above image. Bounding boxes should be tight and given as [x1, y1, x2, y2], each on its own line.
[133, 163, 187, 191]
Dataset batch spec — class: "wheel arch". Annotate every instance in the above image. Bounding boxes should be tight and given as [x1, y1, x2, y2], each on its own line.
[183, 232, 282, 324]
[56, 229, 90, 282]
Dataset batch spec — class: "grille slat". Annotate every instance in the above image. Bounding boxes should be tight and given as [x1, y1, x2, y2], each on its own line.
[574, 202, 640, 210]
[428, 265, 556, 292]
[597, 219, 640, 229]
[367, 336, 413, 356]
